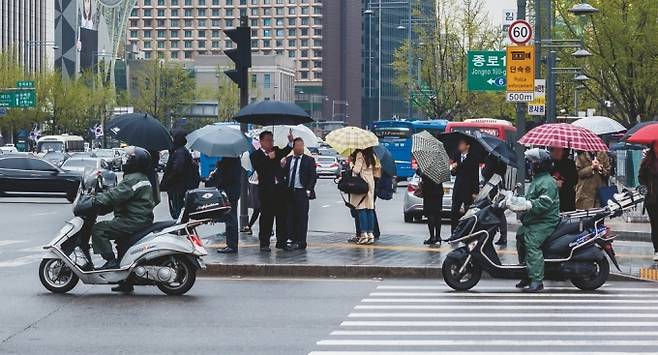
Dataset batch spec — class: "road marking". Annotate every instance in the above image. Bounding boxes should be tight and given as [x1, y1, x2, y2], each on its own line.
[347, 312, 658, 319]
[354, 305, 658, 311]
[362, 298, 658, 304]
[31, 212, 57, 216]
[0, 240, 25, 247]
[322, 205, 331, 208]
[317, 339, 658, 346]
[376, 285, 658, 292]
[369, 292, 658, 298]
[0, 254, 42, 268]
[330, 330, 658, 337]
[310, 353, 652, 355]
[340, 320, 658, 327]
[19, 246, 45, 253]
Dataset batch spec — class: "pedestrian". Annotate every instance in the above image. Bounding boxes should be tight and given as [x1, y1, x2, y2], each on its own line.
[550, 147, 577, 212]
[450, 138, 480, 232]
[481, 153, 507, 245]
[638, 143, 658, 261]
[240, 172, 260, 235]
[250, 130, 293, 252]
[418, 171, 443, 246]
[160, 130, 200, 219]
[350, 148, 381, 245]
[147, 149, 161, 205]
[207, 157, 241, 254]
[283, 138, 317, 250]
[575, 151, 610, 210]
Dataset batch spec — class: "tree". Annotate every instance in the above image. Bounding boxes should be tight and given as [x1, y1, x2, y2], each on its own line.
[555, 0, 658, 124]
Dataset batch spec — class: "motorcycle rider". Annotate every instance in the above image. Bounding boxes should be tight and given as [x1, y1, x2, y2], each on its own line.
[507, 148, 560, 292]
[91, 146, 155, 272]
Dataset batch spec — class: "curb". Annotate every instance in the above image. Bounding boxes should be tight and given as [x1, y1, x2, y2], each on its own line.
[200, 263, 652, 282]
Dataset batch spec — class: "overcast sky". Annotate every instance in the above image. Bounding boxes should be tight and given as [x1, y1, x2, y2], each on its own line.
[483, 0, 518, 25]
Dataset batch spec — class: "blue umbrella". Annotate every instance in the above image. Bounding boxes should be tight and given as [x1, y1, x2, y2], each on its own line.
[373, 144, 396, 176]
[186, 125, 251, 157]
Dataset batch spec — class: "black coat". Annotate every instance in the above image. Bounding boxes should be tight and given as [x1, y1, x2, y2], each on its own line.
[481, 154, 507, 198]
[250, 145, 292, 203]
[451, 152, 480, 202]
[207, 157, 242, 203]
[161, 132, 196, 193]
[551, 158, 578, 212]
[283, 154, 318, 199]
[421, 174, 444, 215]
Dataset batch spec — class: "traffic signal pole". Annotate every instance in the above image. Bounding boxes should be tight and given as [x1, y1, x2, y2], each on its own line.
[515, 0, 527, 191]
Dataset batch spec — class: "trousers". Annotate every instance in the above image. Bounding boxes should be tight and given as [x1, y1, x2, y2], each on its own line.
[287, 189, 310, 247]
[516, 227, 550, 282]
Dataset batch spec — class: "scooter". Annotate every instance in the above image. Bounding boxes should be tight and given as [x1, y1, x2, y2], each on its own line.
[441, 175, 644, 291]
[39, 173, 229, 295]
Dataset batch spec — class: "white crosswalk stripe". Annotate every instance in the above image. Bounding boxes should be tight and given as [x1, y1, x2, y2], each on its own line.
[0, 240, 44, 268]
[310, 284, 658, 354]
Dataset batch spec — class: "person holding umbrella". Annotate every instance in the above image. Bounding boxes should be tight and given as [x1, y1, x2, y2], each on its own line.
[550, 148, 578, 212]
[575, 151, 610, 209]
[207, 157, 242, 254]
[638, 143, 658, 261]
[160, 130, 200, 219]
[349, 147, 381, 245]
[450, 138, 480, 232]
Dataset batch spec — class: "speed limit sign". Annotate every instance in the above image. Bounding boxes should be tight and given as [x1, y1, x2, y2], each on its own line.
[508, 19, 533, 45]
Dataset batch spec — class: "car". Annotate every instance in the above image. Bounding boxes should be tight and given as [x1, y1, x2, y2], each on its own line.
[0, 144, 18, 154]
[60, 157, 118, 187]
[315, 155, 342, 178]
[69, 152, 97, 159]
[0, 156, 82, 202]
[42, 151, 70, 167]
[403, 174, 454, 223]
[92, 149, 123, 171]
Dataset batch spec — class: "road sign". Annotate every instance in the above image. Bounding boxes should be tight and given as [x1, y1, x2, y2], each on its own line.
[467, 50, 506, 92]
[508, 19, 533, 45]
[528, 79, 546, 115]
[16, 80, 35, 88]
[506, 45, 535, 100]
[0, 90, 37, 108]
[506, 92, 534, 102]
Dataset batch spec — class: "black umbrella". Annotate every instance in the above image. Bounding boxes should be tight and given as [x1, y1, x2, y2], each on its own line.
[621, 121, 658, 141]
[438, 131, 485, 162]
[232, 100, 313, 126]
[106, 113, 173, 151]
[473, 132, 519, 167]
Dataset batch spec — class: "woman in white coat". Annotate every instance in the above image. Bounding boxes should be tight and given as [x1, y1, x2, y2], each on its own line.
[349, 147, 381, 244]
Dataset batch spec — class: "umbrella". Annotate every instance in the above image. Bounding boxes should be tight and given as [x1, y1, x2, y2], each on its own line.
[610, 142, 646, 151]
[626, 124, 658, 145]
[572, 116, 626, 136]
[411, 131, 450, 184]
[473, 132, 519, 167]
[325, 126, 379, 156]
[106, 113, 172, 151]
[519, 123, 608, 152]
[438, 131, 485, 162]
[621, 121, 658, 141]
[373, 144, 396, 176]
[185, 125, 251, 157]
[233, 100, 313, 126]
[259, 124, 320, 148]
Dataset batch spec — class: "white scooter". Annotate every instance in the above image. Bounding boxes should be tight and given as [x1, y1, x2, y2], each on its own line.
[39, 174, 229, 295]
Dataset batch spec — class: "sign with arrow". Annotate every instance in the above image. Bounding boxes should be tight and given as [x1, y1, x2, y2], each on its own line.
[467, 50, 506, 92]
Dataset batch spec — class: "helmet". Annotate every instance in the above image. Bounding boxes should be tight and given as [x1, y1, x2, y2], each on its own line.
[525, 148, 552, 176]
[122, 146, 151, 175]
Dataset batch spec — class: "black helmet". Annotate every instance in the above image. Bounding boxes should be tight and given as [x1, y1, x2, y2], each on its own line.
[122, 146, 151, 175]
[525, 148, 552, 176]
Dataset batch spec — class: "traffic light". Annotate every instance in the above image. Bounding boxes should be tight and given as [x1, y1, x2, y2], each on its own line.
[224, 16, 251, 87]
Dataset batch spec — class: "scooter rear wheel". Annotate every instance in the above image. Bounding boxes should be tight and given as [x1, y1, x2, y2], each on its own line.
[39, 259, 79, 293]
[571, 257, 609, 291]
[156, 256, 197, 296]
[442, 256, 482, 291]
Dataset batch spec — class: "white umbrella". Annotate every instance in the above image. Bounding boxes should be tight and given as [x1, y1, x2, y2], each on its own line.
[259, 125, 320, 148]
[572, 116, 626, 135]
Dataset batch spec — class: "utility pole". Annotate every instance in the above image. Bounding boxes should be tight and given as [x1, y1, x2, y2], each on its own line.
[515, 0, 527, 190]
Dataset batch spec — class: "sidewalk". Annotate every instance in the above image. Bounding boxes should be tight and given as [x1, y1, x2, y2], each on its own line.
[200, 229, 658, 282]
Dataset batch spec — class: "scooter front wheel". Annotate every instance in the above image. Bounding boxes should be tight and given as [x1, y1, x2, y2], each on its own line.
[39, 259, 79, 293]
[442, 256, 481, 291]
[156, 256, 197, 296]
[570, 257, 610, 291]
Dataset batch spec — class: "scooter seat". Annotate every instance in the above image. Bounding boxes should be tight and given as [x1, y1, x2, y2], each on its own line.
[544, 218, 581, 245]
[116, 220, 177, 259]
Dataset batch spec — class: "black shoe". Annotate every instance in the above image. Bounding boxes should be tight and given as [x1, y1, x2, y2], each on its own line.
[289, 243, 306, 250]
[260, 246, 271, 252]
[79, 263, 94, 272]
[275, 244, 292, 251]
[525, 281, 544, 292]
[98, 259, 120, 270]
[515, 279, 530, 289]
[111, 282, 134, 293]
[495, 238, 507, 246]
[423, 237, 439, 245]
[347, 236, 359, 243]
[217, 246, 238, 254]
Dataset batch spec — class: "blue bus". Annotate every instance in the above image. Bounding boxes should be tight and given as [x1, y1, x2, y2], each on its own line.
[371, 120, 449, 181]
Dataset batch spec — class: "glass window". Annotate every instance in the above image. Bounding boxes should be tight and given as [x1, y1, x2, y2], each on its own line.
[0, 158, 29, 170]
[264, 73, 271, 88]
[171, 51, 179, 59]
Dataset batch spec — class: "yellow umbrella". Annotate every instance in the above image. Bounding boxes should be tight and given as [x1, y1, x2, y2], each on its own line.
[325, 126, 379, 156]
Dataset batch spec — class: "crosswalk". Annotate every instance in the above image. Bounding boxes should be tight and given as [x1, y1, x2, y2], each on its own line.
[0, 240, 44, 268]
[309, 283, 658, 354]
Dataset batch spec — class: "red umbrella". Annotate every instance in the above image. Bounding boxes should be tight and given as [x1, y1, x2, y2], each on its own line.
[519, 123, 608, 152]
[626, 124, 658, 145]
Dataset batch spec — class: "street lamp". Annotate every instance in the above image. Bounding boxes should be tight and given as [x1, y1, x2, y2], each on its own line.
[574, 73, 590, 82]
[568, 2, 599, 15]
[571, 48, 592, 58]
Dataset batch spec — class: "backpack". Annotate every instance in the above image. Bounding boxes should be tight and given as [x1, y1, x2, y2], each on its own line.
[187, 155, 201, 190]
[375, 172, 395, 200]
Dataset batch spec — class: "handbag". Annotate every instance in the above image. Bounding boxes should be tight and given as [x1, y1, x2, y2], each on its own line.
[414, 180, 424, 198]
[337, 170, 369, 195]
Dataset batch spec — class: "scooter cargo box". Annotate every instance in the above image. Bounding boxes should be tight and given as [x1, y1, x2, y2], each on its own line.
[182, 188, 231, 221]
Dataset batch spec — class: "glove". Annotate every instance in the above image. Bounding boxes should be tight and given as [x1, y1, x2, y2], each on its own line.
[507, 196, 533, 212]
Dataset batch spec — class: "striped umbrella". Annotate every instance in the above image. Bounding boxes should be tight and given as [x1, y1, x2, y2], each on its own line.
[325, 126, 379, 156]
[519, 123, 608, 152]
[411, 130, 451, 184]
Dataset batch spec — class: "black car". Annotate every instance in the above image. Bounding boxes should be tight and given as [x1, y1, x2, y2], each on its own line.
[0, 156, 82, 202]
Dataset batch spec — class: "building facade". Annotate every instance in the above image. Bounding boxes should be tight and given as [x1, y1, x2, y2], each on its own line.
[1, 0, 55, 72]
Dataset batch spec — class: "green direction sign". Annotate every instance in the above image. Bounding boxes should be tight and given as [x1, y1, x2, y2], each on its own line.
[0, 90, 37, 108]
[16, 80, 35, 88]
[467, 50, 507, 92]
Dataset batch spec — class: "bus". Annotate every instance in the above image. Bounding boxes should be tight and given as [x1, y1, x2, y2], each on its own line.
[445, 118, 517, 146]
[36, 135, 86, 154]
[371, 120, 449, 181]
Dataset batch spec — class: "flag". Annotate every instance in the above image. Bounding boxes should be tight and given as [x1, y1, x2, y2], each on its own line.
[93, 123, 104, 139]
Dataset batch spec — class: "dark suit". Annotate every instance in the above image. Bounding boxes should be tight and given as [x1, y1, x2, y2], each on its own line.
[451, 151, 480, 231]
[250, 145, 292, 247]
[206, 157, 242, 249]
[283, 154, 317, 248]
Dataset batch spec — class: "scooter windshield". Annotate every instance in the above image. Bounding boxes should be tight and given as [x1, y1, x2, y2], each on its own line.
[474, 174, 502, 203]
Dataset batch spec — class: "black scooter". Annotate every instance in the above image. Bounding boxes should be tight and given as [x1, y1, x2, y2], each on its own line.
[441, 176, 644, 291]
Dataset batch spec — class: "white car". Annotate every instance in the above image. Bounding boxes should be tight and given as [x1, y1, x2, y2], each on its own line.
[403, 174, 454, 223]
[0, 144, 17, 154]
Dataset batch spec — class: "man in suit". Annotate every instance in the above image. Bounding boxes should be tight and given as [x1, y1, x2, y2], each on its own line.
[450, 138, 480, 232]
[283, 138, 317, 250]
[250, 130, 293, 252]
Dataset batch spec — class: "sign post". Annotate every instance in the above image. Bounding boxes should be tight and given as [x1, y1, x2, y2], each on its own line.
[0, 90, 37, 108]
[505, 45, 535, 102]
[16, 80, 35, 89]
[467, 50, 506, 92]
[528, 79, 546, 116]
